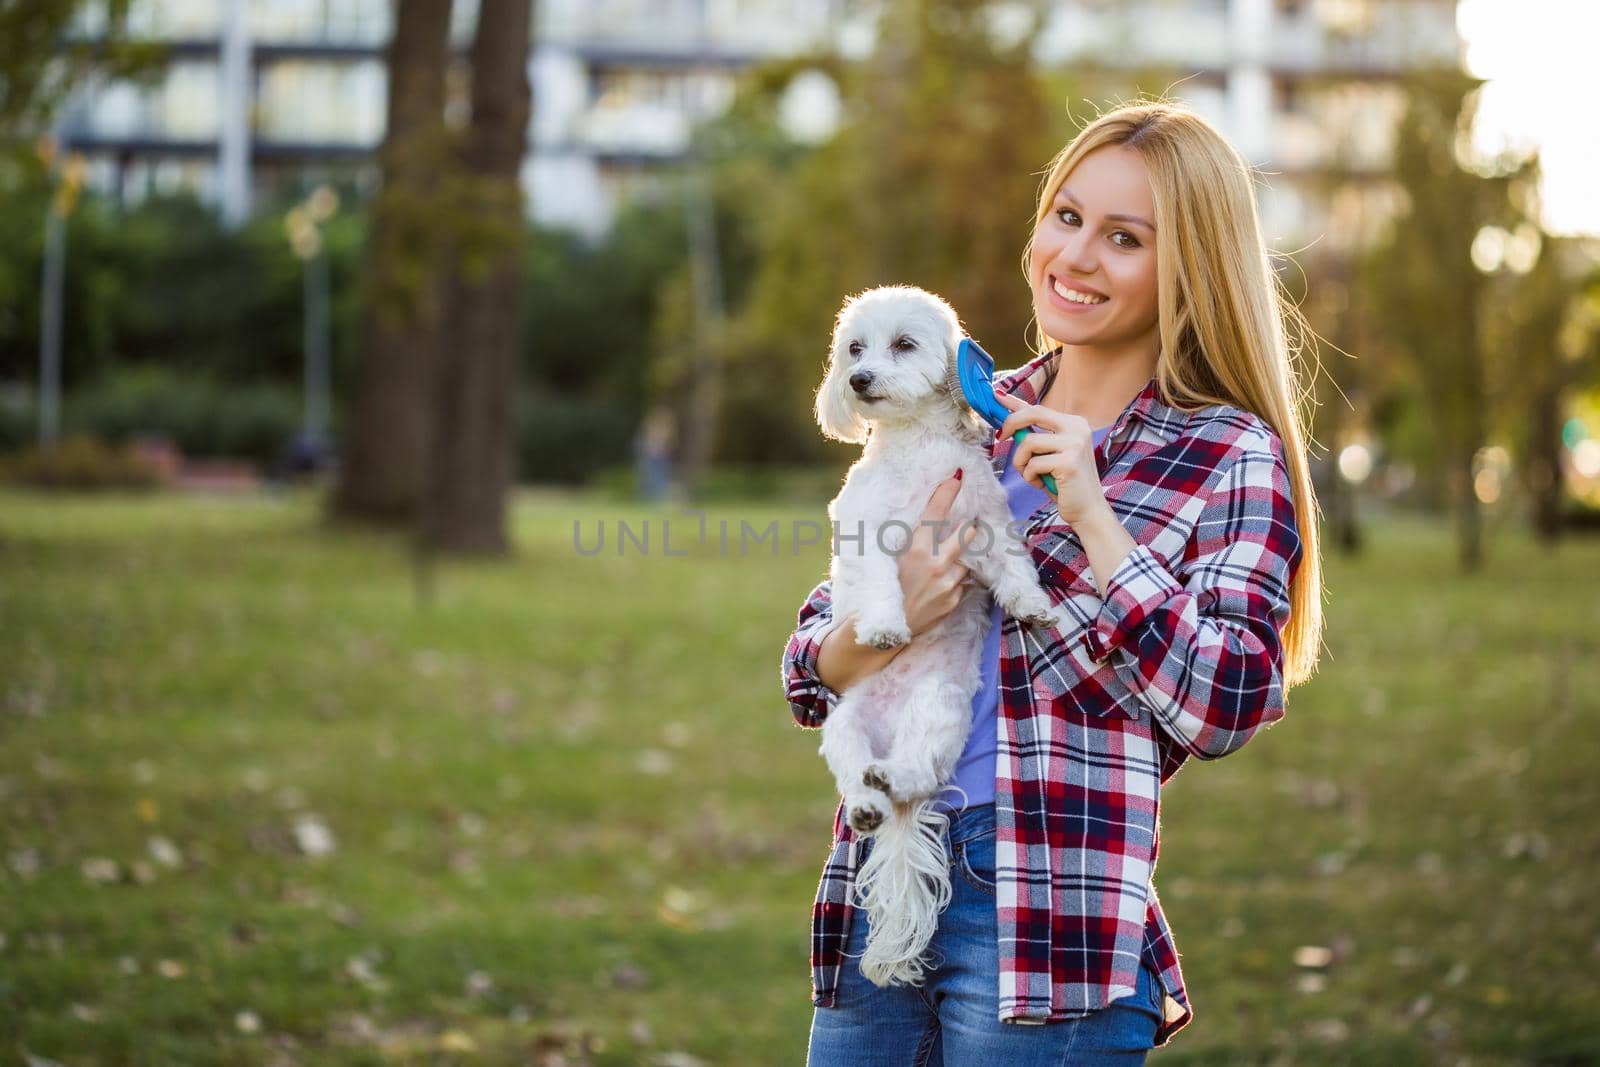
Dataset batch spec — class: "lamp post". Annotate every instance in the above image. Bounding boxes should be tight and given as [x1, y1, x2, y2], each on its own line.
[37, 134, 85, 455]
[284, 185, 338, 469]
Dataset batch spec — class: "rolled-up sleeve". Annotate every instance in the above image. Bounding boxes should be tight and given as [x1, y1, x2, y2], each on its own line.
[781, 578, 844, 729]
[1083, 438, 1304, 759]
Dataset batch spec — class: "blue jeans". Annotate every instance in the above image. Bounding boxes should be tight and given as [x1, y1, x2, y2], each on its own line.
[807, 803, 1164, 1066]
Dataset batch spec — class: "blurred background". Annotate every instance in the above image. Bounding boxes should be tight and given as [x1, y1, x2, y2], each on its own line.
[2, 0, 1597, 1064]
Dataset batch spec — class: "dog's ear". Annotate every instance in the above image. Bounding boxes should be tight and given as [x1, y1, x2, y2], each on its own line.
[815, 343, 868, 444]
[816, 312, 869, 444]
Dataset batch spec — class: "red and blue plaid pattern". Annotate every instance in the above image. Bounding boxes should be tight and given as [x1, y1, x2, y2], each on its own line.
[780, 345, 1306, 1047]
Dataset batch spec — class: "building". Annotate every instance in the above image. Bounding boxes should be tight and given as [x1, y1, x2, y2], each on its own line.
[55, 0, 1461, 249]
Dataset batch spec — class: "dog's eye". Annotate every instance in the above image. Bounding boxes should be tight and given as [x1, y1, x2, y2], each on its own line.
[892, 337, 916, 352]
[847, 341, 863, 358]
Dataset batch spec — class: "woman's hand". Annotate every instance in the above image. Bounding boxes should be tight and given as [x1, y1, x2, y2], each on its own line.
[898, 472, 980, 637]
[815, 472, 979, 694]
[994, 392, 1111, 526]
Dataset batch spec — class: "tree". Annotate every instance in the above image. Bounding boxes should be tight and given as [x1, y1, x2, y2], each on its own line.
[1359, 69, 1534, 571]
[331, 0, 454, 524]
[1491, 218, 1600, 540]
[0, 0, 161, 146]
[420, 0, 534, 554]
[711, 0, 1077, 474]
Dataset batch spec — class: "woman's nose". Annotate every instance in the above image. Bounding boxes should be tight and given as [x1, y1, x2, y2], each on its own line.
[1059, 229, 1099, 275]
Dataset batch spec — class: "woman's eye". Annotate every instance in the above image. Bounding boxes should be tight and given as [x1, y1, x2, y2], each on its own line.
[1056, 208, 1078, 226]
[1112, 231, 1140, 249]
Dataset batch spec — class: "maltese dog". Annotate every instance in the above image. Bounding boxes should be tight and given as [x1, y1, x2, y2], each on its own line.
[812, 284, 1056, 987]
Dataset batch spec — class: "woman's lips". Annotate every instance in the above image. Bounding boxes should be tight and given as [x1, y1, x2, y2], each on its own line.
[1046, 274, 1109, 313]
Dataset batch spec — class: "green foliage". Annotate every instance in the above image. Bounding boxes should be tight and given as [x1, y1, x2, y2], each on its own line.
[0, 384, 33, 450]
[56, 364, 304, 464]
[0, 185, 365, 394]
[525, 207, 686, 416]
[0, 0, 165, 141]
[1356, 70, 1533, 490]
[0, 434, 160, 488]
[703, 0, 1082, 467]
[513, 387, 633, 485]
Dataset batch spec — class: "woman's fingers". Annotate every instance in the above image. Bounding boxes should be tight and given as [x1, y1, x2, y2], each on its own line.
[996, 398, 1068, 441]
[934, 518, 962, 560]
[1011, 431, 1064, 473]
[920, 472, 964, 526]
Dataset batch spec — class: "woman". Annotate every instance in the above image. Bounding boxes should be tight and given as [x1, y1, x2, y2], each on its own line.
[782, 100, 1325, 1064]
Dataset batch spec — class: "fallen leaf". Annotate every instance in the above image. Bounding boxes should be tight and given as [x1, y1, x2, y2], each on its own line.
[1293, 945, 1333, 969]
[438, 1029, 477, 1053]
[636, 749, 673, 775]
[148, 836, 183, 868]
[9, 849, 41, 879]
[81, 857, 121, 884]
[654, 1052, 708, 1067]
[613, 963, 649, 990]
[1307, 1018, 1349, 1042]
[293, 815, 337, 858]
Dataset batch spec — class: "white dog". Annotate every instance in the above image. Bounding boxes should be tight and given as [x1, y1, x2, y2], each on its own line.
[813, 285, 1056, 987]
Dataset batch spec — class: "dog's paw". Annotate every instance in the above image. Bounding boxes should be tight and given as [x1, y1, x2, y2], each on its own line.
[855, 621, 911, 650]
[867, 759, 939, 803]
[1002, 588, 1057, 629]
[847, 792, 891, 835]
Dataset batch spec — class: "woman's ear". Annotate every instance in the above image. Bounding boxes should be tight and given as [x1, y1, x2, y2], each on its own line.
[815, 346, 868, 444]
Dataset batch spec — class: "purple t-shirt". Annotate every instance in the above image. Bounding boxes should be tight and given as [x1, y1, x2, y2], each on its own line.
[934, 423, 1112, 814]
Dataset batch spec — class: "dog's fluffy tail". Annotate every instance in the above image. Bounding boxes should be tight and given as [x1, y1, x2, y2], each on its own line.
[851, 797, 953, 988]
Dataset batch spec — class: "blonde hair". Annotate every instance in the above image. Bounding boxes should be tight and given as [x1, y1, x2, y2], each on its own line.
[1021, 98, 1325, 688]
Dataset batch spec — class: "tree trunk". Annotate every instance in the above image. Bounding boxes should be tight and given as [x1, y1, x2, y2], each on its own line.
[331, 0, 454, 524]
[421, 0, 533, 555]
[1529, 379, 1563, 541]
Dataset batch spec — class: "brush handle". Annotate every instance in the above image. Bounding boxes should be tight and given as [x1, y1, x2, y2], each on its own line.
[1013, 427, 1059, 496]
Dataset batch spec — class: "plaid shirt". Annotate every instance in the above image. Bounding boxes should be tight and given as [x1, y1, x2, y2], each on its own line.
[780, 345, 1305, 1047]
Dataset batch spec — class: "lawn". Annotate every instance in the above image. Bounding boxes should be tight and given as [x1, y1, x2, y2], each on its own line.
[1, 486, 1596, 1066]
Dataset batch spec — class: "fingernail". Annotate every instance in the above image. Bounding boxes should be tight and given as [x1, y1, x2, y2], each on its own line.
[953, 469, 963, 481]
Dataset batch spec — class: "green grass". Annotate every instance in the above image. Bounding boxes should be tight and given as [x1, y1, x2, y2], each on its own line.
[1, 486, 1596, 1065]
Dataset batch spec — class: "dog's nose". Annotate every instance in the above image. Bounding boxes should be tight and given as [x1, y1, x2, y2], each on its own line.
[849, 371, 875, 394]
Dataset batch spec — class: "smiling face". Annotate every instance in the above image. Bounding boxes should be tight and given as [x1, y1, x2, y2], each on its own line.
[1027, 144, 1160, 357]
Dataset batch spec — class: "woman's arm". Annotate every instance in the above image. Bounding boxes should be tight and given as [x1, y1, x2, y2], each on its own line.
[780, 578, 843, 729]
[816, 614, 903, 695]
[780, 472, 974, 730]
[1074, 437, 1305, 760]
[779, 582, 910, 729]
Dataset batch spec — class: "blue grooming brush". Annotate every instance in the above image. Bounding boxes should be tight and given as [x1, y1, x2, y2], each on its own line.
[948, 337, 1058, 496]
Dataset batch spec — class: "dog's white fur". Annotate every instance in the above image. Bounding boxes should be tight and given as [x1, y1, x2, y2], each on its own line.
[813, 285, 1056, 987]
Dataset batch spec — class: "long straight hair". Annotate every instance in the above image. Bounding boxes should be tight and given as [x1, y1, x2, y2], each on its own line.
[1021, 99, 1325, 688]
